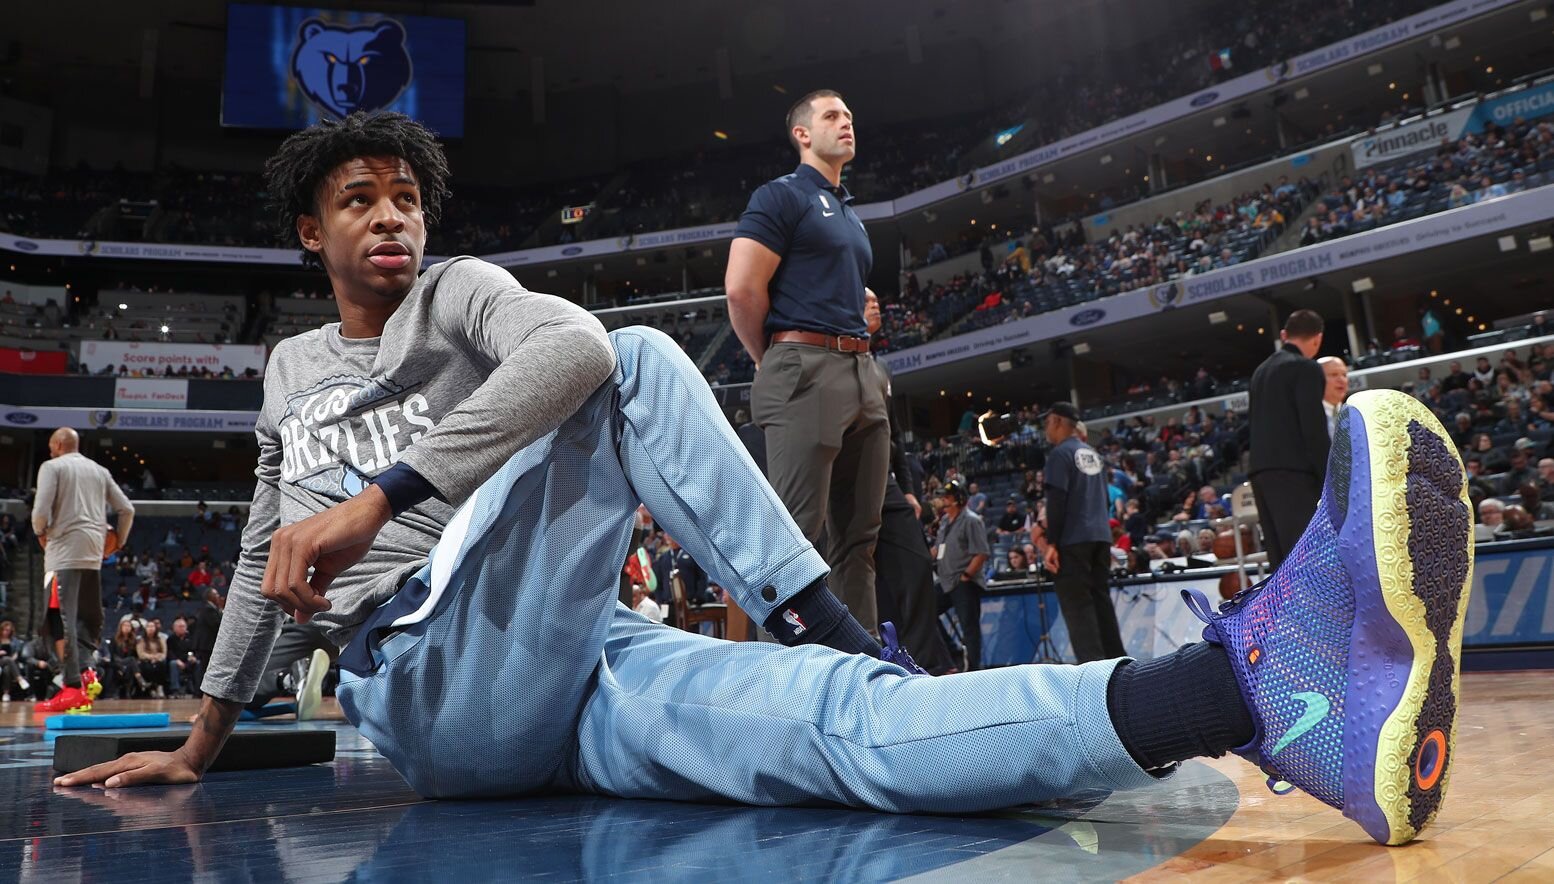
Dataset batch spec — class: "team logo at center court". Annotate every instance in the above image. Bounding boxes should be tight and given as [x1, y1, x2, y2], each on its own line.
[818, 194, 836, 217]
[1149, 282, 1182, 311]
[783, 609, 808, 635]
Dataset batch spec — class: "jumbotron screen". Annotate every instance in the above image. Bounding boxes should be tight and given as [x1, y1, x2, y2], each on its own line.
[221, 3, 466, 136]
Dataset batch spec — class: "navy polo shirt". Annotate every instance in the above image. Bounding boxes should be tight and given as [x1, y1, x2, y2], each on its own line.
[734, 164, 872, 338]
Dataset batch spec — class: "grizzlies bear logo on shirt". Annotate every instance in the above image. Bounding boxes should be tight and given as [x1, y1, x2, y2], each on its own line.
[290, 18, 413, 119]
[277, 373, 435, 500]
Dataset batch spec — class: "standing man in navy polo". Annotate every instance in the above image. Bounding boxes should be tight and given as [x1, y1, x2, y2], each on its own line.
[726, 88, 889, 637]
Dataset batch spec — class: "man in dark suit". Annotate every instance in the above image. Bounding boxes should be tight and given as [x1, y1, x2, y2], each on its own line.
[1249, 309, 1330, 569]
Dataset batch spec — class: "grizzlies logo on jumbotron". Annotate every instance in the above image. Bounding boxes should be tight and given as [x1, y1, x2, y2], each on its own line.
[91, 411, 117, 429]
[78, 241, 98, 255]
[290, 19, 413, 120]
[1189, 91, 1219, 108]
[1266, 59, 1291, 83]
[1070, 308, 1106, 327]
[1149, 282, 1182, 311]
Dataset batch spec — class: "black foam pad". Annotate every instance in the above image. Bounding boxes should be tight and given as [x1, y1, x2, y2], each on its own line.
[53, 729, 336, 774]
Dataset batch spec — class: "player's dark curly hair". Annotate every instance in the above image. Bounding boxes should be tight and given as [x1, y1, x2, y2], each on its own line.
[264, 111, 451, 270]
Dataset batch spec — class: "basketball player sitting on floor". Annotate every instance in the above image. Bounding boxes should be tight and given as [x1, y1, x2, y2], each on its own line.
[57, 111, 1472, 847]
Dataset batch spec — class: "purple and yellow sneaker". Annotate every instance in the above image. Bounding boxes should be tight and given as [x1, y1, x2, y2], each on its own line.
[879, 622, 929, 675]
[1183, 390, 1472, 845]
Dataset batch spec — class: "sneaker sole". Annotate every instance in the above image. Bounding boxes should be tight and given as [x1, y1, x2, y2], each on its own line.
[1340, 390, 1472, 846]
[296, 648, 330, 722]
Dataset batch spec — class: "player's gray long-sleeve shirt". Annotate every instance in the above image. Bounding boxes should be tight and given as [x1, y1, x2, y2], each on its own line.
[203, 257, 615, 703]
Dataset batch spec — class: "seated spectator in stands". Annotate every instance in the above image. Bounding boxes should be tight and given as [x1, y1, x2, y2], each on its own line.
[1478, 499, 1509, 536]
[1447, 184, 1473, 208]
[1448, 413, 1474, 448]
[0, 620, 24, 701]
[1174, 529, 1198, 557]
[1299, 217, 1323, 247]
[134, 554, 157, 587]
[1473, 356, 1496, 386]
[1441, 361, 1471, 393]
[118, 601, 148, 635]
[165, 616, 199, 698]
[1190, 485, 1220, 520]
[0, 513, 19, 551]
[1391, 325, 1420, 350]
[1503, 505, 1538, 537]
[136, 618, 169, 699]
[631, 582, 665, 624]
[997, 547, 1031, 580]
[1196, 527, 1219, 558]
[1122, 497, 1148, 548]
[220, 507, 241, 531]
[995, 498, 1024, 536]
[107, 620, 141, 699]
[1517, 483, 1554, 521]
[1470, 433, 1510, 474]
[1474, 175, 1509, 203]
[1502, 448, 1538, 496]
[184, 560, 212, 600]
[21, 635, 57, 701]
[1539, 458, 1554, 500]
[193, 501, 214, 527]
[179, 548, 194, 570]
[1154, 533, 1178, 559]
[965, 482, 988, 516]
[1494, 402, 1530, 437]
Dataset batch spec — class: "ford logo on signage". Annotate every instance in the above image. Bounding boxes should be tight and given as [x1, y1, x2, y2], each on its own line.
[12, 239, 39, 251]
[1070, 308, 1106, 327]
[560, 246, 584, 256]
[5, 411, 38, 425]
[1189, 91, 1219, 108]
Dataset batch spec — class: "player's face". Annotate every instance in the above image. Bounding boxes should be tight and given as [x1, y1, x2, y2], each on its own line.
[864, 291, 881, 334]
[802, 97, 855, 163]
[302, 155, 427, 302]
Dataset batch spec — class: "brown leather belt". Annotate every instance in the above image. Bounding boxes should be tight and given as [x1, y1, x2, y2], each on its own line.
[770, 330, 871, 353]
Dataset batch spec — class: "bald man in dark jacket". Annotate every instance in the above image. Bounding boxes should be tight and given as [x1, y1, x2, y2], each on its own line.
[1249, 309, 1330, 569]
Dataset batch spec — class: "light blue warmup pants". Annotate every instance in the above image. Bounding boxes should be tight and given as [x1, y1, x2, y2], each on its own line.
[337, 327, 1162, 810]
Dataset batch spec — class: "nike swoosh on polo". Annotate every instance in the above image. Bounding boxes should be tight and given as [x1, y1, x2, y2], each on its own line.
[822, 210, 836, 217]
[1269, 691, 1331, 755]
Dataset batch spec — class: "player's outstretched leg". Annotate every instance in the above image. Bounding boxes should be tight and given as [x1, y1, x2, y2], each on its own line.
[1183, 389, 1473, 845]
[569, 606, 1163, 811]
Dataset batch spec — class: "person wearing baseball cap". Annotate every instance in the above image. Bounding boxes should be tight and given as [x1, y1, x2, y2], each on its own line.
[1041, 401, 1126, 663]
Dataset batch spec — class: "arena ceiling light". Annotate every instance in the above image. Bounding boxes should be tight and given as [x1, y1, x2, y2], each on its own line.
[1208, 311, 1228, 325]
[118, 303, 127, 310]
[1498, 236, 1517, 252]
[1351, 277, 1374, 293]
[1072, 342, 1091, 355]
[1528, 236, 1551, 253]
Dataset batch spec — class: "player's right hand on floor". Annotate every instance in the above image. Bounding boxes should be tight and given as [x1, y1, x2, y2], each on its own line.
[53, 750, 202, 789]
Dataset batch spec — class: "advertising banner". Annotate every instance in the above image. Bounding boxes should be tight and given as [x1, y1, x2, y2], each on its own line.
[114, 379, 189, 409]
[881, 184, 1554, 376]
[0, 348, 68, 375]
[79, 341, 269, 376]
[1350, 106, 1476, 169]
[0, 405, 257, 433]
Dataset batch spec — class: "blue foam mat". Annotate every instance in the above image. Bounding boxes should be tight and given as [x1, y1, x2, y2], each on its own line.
[46, 713, 172, 731]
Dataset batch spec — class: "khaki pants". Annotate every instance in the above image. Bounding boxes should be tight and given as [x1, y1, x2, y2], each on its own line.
[752, 342, 890, 633]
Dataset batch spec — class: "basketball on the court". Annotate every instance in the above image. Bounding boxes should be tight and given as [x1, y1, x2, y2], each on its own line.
[101, 529, 121, 561]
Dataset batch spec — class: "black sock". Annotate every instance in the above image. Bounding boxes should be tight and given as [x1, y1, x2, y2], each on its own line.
[763, 578, 882, 657]
[1105, 641, 1256, 771]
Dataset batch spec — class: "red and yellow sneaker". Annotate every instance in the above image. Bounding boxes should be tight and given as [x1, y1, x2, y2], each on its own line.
[34, 685, 94, 715]
[80, 669, 103, 702]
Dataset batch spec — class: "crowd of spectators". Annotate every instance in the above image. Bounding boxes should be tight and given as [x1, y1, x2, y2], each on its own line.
[1298, 120, 1554, 247]
[0, 506, 237, 703]
[0, 0, 1465, 254]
